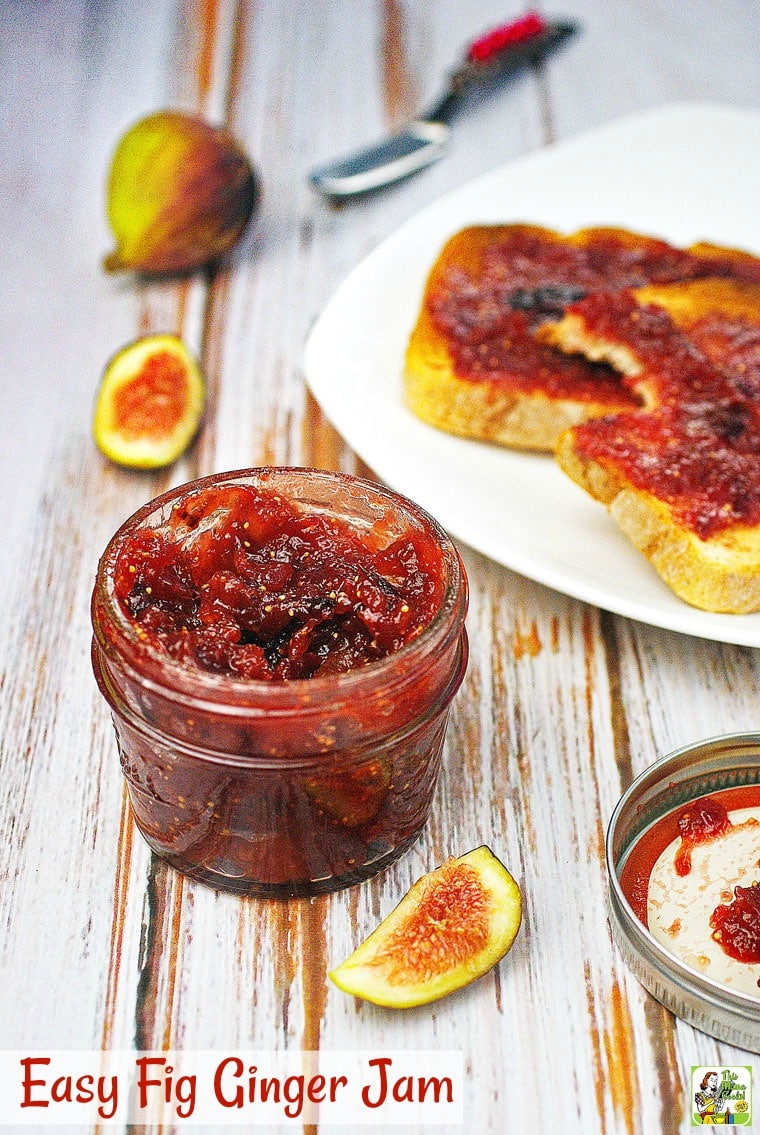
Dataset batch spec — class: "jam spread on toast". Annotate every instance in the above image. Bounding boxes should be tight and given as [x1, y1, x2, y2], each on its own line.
[564, 290, 760, 539]
[430, 298, 633, 404]
[426, 227, 760, 406]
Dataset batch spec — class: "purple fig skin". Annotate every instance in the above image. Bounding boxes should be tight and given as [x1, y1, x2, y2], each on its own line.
[104, 110, 260, 276]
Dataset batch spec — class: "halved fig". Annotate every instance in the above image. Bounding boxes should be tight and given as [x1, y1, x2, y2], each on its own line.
[329, 845, 522, 1007]
[93, 334, 205, 468]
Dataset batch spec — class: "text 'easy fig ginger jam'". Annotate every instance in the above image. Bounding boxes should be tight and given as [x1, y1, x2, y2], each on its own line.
[91, 468, 469, 897]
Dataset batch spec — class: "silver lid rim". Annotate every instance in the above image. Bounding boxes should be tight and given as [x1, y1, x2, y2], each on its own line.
[606, 731, 760, 1052]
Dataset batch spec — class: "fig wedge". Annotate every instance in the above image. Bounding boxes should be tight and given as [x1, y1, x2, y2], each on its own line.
[93, 334, 205, 469]
[330, 846, 521, 1007]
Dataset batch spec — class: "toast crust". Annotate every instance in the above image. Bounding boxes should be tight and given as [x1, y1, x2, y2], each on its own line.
[556, 436, 760, 615]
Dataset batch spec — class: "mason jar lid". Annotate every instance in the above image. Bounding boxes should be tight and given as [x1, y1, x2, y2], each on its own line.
[606, 732, 760, 1052]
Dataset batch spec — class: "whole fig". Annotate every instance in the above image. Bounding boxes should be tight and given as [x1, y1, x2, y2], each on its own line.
[103, 110, 260, 275]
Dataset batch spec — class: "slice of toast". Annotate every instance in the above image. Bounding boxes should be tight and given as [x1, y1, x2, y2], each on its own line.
[404, 224, 760, 452]
[546, 279, 760, 613]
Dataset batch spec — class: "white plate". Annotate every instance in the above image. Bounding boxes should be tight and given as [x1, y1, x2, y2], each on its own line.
[304, 104, 760, 647]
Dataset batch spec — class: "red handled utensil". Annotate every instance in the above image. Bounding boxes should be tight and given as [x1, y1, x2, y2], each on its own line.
[308, 13, 579, 199]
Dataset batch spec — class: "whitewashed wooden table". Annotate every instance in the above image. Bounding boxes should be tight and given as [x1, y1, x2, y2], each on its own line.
[2, 2, 760, 1132]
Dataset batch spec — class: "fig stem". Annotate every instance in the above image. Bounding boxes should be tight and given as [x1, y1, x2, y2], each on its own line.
[102, 250, 126, 273]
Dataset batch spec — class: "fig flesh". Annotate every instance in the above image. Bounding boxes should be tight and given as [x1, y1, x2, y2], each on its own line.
[93, 334, 205, 468]
[329, 846, 522, 1007]
[104, 111, 259, 275]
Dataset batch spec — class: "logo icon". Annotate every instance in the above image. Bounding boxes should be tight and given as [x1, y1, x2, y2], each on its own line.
[691, 1065, 752, 1126]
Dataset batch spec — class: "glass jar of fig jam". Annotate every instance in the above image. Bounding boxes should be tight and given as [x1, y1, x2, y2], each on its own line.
[91, 468, 468, 897]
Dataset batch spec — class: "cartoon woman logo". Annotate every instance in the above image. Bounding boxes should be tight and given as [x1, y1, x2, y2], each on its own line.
[695, 1071, 730, 1125]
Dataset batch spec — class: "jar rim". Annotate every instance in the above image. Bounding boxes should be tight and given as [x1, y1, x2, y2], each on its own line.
[92, 466, 468, 712]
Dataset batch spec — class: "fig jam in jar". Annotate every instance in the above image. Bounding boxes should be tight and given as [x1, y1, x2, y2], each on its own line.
[91, 468, 468, 897]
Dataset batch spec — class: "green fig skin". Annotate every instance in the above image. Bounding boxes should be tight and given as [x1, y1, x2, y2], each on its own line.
[329, 846, 523, 1008]
[104, 111, 260, 275]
